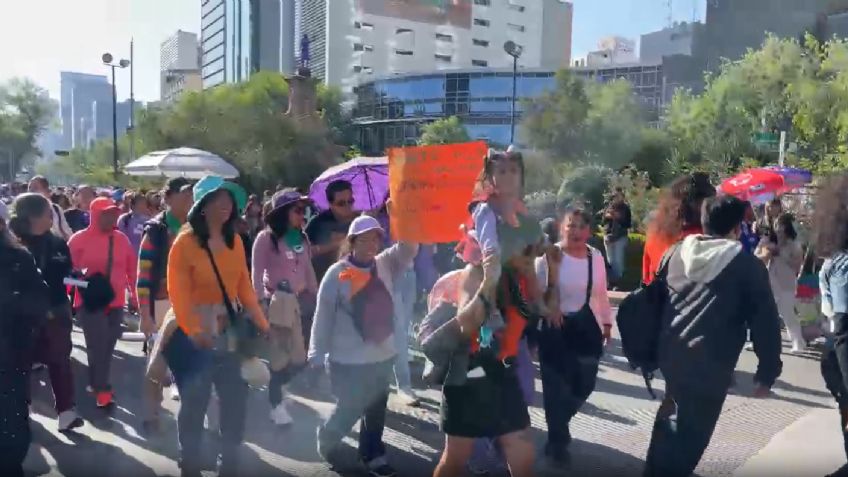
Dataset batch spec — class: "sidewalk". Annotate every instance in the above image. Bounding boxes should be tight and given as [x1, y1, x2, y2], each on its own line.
[735, 407, 846, 477]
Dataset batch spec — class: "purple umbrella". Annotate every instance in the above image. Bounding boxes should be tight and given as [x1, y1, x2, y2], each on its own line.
[762, 166, 813, 188]
[309, 156, 389, 211]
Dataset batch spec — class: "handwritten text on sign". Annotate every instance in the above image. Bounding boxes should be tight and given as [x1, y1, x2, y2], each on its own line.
[389, 141, 487, 243]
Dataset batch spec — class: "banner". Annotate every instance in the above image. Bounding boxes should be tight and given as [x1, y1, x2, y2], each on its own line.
[388, 141, 487, 243]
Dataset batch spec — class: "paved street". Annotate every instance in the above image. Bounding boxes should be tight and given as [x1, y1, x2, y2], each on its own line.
[22, 319, 842, 477]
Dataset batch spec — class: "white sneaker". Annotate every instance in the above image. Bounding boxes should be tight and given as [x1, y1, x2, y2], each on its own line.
[32, 363, 46, 371]
[270, 402, 293, 426]
[169, 385, 180, 401]
[790, 339, 806, 354]
[744, 343, 755, 351]
[58, 409, 84, 432]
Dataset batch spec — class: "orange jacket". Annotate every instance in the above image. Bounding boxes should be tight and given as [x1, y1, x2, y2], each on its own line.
[167, 231, 264, 336]
[642, 226, 703, 285]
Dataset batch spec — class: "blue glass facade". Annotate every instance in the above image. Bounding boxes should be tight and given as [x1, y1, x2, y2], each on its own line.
[353, 65, 664, 154]
[201, 0, 262, 89]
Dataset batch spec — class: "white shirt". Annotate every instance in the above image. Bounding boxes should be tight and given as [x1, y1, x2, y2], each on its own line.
[51, 203, 72, 241]
[535, 245, 613, 328]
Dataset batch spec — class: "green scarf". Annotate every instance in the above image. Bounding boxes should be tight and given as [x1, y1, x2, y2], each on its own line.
[284, 229, 304, 252]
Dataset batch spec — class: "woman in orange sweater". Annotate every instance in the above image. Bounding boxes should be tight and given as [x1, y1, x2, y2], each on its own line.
[642, 173, 716, 284]
[163, 176, 270, 477]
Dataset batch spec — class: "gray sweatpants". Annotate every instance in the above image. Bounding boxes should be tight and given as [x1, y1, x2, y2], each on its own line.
[79, 307, 124, 393]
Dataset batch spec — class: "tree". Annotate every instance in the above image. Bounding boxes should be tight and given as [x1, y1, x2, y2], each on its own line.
[521, 70, 589, 160]
[0, 78, 57, 180]
[583, 79, 645, 169]
[418, 116, 470, 145]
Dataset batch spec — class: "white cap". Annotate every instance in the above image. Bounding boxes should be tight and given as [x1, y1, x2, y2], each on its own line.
[348, 215, 384, 238]
[0, 201, 9, 223]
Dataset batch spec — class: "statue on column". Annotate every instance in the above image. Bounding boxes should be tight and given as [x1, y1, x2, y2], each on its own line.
[298, 34, 311, 77]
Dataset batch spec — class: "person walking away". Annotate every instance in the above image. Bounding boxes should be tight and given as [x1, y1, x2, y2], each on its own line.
[642, 173, 716, 285]
[755, 213, 805, 353]
[136, 177, 192, 433]
[28, 175, 72, 241]
[306, 180, 357, 284]
[162, 176, 270, 477]
[0, 205, 50, 477]
[602, 188, 632, 286]
[118, 192, 151, 256]
[252, 189, 318, 426]
[309, 214, 418, 477]
[9, 194, 83, 432]
[814, 173, 848, 477]
[755, 198, 783, 237]
[643, 196, 783, 477]
[65, 185, 96, 233]
[535, 206, 613, 464]
[68, 197, 138, 408]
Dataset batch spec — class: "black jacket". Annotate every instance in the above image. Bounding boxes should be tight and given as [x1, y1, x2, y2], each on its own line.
[20, 232, 73, 307]
[660, 235, 783, 397]
[0, 245, 49, 370]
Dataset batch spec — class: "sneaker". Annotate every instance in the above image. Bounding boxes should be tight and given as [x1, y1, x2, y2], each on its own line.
[397, 389, 421, 407]
[96, 391, 114, 408]
[270, 402, 293, 426]
[58, 409, 84, 432]
[32, 363, 46, 372]
[745, 343, 755, 351]
[544, 442, 571, 466]
[169, 385, 181, 401]
[790, 339, 807, 354]
[364, 456, 397, 477]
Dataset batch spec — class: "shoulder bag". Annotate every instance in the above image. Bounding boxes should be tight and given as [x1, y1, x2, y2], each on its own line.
[204, 245, 262, 358]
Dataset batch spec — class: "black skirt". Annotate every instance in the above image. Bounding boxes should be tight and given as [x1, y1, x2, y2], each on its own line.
[440, 357, 530, 438]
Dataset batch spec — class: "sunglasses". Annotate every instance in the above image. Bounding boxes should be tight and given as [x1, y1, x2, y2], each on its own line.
[333, 198, 355, 207]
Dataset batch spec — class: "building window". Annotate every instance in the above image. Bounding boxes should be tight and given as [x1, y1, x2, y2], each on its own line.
[473, 18, 490, 27]
[435, 33, 453, 42]
[353, 65, 374, 74]
[473, 38, 489, 47]
[396, 28, 413, 34]
[395, 49, 414, 56]
[508, 23, 525, 32]
[354, 43, 374, 52]
[474, 0, 491, 5]
[508, 3, 526, 12]
[472, 59, 488, 67]
[435, 54, 452, 63]
[355, 21, 374, 30]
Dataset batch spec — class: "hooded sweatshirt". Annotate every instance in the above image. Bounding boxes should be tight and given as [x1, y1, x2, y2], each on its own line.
[659, 234, 783, 397]
[68, 198, 138, 310]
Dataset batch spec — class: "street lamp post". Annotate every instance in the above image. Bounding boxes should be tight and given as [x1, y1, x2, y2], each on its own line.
[503, 41, 523, 146]
[102, 53, 130, 179]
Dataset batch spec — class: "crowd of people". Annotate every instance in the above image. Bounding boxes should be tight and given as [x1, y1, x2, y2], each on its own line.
[0, 150, 845, 477]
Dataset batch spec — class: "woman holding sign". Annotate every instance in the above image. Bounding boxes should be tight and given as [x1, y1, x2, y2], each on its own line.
[308, 204, 418, 477]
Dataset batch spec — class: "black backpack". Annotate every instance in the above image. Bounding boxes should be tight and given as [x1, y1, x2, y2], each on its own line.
[616, 243, 680, 399]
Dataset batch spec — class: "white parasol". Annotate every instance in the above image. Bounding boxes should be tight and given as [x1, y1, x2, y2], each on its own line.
[123, 147, 239, 179]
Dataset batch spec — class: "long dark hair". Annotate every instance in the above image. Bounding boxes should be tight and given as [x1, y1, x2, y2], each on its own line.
[775, 213, 797, 241]
[472, 149, 526, 198]
[648, 172, 716, 241]
[814, 173, 848, 257]
[265, 203, 306, 253]
[186, 190, 238, 249]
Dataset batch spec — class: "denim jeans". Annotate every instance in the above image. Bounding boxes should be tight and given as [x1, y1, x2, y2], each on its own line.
[164, 328, 248, 474]
[319, 359, 393, 463]
[604, 235, 628, 282]
[393, 269, 417, 392]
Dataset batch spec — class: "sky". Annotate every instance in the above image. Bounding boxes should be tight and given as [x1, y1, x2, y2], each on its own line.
[0, 0, 704, 104]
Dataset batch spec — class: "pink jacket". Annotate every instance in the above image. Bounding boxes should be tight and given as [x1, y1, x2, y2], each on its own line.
[68, 203, 138, 310]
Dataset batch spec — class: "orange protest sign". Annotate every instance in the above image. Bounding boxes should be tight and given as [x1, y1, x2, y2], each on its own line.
[388, 141, 487, 243]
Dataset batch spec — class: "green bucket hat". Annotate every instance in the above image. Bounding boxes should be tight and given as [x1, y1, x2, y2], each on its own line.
[187, 175, 248, 220]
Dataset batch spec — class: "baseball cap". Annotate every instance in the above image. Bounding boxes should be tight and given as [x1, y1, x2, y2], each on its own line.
[347, 215, 384, 238]
[269, 189, 310, 216]
[90, 197, 121, 215]
[164, 177, 192, 196]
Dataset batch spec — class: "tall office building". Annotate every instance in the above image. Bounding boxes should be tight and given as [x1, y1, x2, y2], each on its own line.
[298, 0, 573, 90]
[586, 36, 637, 67]
[161, 30, 202, 102]
[640, 22, 703, 64]
[60, 72, 111, 149]
[201, 0, 297, 89]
